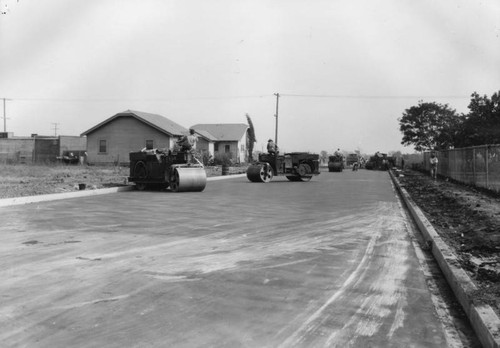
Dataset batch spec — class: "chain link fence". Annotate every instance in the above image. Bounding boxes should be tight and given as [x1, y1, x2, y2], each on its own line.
[424, 144, 500, 193]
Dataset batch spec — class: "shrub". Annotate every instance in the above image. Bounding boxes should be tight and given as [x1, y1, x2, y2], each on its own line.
[213, 153, 233, 166]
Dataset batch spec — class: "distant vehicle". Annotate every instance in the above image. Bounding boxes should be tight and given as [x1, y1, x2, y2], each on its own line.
[365, 152, 395, 171]
[328, 154, 345, 172]
[346, 153, 359, 167]
[57, 151, 85, 165]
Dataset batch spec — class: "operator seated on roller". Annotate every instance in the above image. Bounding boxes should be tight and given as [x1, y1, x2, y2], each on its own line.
[177, 129, 198, 163]
[267, 139, 278, 155]
[141, 141, 157, 154]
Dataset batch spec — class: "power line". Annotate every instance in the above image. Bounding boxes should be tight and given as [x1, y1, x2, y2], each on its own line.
[280, 93, 471, 99]
[2, 93, 472, 104]
[8, 95, 272, 102]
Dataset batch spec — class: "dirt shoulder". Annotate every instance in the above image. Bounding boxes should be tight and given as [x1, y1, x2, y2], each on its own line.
[0, 165, 130, 199]
[396, 169, 500, 316]
[0, 164, 243, 199]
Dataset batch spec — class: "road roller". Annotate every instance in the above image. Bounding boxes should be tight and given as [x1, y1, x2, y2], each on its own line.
[128, 149, 206, 192]
[247, 152, 320, 183]
[328, 154, 345, 172]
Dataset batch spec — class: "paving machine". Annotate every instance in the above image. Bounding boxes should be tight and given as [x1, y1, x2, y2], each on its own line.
[128, 149, 206, 192]
[247, 152, 320, 183]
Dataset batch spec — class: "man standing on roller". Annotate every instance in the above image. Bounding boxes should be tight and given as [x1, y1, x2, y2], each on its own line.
[177, 129, 198, 163]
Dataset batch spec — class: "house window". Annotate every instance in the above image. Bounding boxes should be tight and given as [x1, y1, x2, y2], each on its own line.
[214, 143, 219, 152]
[225, 145, 230, 153]
[145, 140, 154, 150]
[99, 140, 107, 153]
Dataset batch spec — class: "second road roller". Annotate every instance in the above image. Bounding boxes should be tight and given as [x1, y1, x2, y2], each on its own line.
[247, 152, 320, 183]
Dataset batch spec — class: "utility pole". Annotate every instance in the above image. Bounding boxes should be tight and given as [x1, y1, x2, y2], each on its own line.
[52, 123, 59, 136]
[274, 93, 280, 146]
[2, 98, 10, 132]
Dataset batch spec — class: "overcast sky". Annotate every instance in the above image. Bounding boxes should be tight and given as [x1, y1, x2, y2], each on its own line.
[0, 0, 499, 155]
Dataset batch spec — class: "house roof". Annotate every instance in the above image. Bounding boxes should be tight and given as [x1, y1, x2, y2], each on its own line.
[81, 110, 188, 136]
[191, 123, 248, 141]
[194, 129, 218, 142]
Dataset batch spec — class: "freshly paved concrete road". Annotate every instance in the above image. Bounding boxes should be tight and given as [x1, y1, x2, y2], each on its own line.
[0, 170, 470, 347]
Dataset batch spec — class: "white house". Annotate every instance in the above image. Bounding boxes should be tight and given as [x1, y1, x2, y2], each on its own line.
[191, 123, 249, 163]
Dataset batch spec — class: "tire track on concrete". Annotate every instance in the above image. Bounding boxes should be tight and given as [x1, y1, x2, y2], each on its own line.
[277, 201, 419, 347]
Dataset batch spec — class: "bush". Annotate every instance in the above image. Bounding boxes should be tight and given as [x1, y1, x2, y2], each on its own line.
[213, 153, 233, 166]
[198, 151, 212, 166]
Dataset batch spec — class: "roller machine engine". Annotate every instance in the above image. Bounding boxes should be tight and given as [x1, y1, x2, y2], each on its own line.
[247, 152, 320, 183]
[128, 149, 206, 192]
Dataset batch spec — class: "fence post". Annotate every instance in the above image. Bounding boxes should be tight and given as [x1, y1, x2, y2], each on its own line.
[453, 149, 457, 182]
[472, 148, 476, 185]
[486, 146, 489, 189]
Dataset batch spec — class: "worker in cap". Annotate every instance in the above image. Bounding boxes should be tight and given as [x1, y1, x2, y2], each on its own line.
[267, 139, 278, 155]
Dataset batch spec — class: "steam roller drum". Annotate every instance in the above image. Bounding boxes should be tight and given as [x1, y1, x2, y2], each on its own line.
[246, 164, 273, 183]
[170, 167, 207, 192]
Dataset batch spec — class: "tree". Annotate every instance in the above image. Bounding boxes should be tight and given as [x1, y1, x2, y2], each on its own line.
[399, 101, 461, 151]
[320, 150, 328, 164]
[245, 113, 257, 162]
[454, 91, 500, 147]
[389, 150, 402, 158]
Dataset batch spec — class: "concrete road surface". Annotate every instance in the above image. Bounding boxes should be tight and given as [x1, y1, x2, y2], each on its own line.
[0, 169, 475, 347]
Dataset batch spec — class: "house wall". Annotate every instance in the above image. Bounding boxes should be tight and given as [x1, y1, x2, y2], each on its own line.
[0, 136, 87, 164]
[196, 138, 214, 157]
[215, 133, 247, 163]
[196, 137, 209, 153]
[208, 142, 214, 157]
[215, 141, 245, 163]
[86, 117, 172, 165]
[59, 136, 87, 156]
[0, 138, 34, 163]
[239, 132, 248, 163]
[33, 138, 59, 163]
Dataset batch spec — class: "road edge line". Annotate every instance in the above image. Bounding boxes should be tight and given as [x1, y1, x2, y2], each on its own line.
[0, 186, 135, 207]
[390, 170, 500, 348]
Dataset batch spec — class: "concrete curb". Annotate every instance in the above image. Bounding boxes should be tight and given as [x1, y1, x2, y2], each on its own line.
[0, 186, 135, 207]
[0, 174, 247, 207]
[390, 171, 500, 348]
